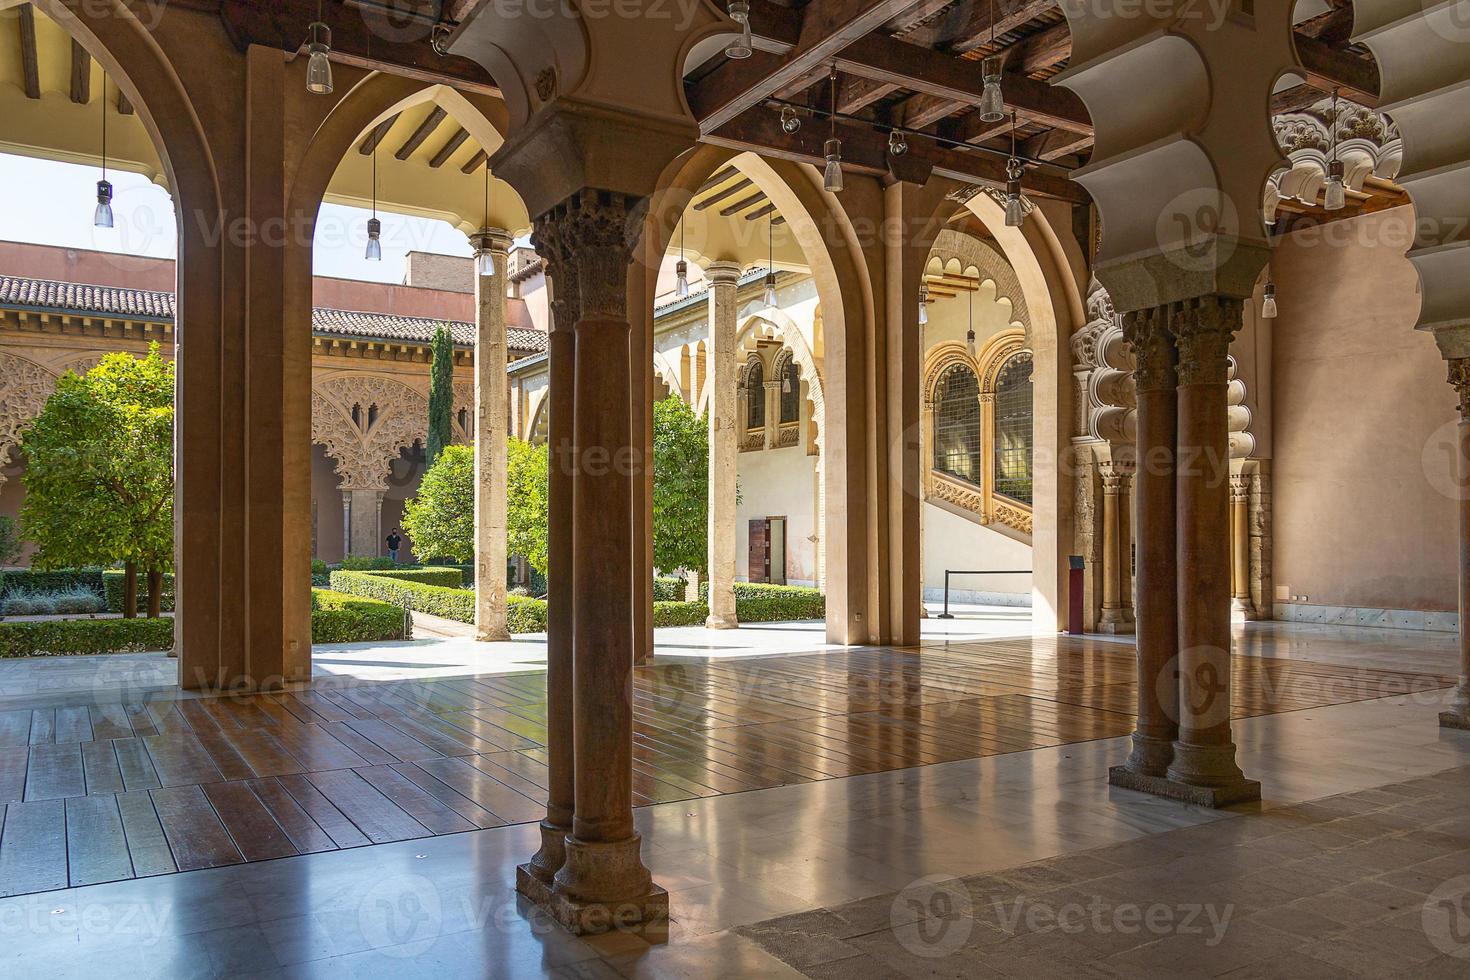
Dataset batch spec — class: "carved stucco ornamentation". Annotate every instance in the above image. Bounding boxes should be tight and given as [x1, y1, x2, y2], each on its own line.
[531, 209, 581, 333]
[1174, 297, 1243, 388]
[453, 380, 474, 442]
[546, 191, 643, 321]
[1449, 358, 1470, 421]
[927, 228, 1030, 329]
[1266, 100, 1403, 225]
[313, 375, 428, 491]
[992, 501, 1034, 536]
[928, 471, 986, 519]
[0, 353, 58, 486]
[1121, 305, 1178, 394]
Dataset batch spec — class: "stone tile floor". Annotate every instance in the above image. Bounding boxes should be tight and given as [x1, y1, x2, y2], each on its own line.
[737, 763, 1470, 978]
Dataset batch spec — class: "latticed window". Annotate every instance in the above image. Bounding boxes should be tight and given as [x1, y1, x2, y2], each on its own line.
[779, 360, 800, 424]
[933, 364, 981, 484]
[746, 361, 765, 430]
[993, 352, 1034, 505]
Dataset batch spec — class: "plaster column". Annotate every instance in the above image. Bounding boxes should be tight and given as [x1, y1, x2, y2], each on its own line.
[1442, 360, 1470, 730]
[472, 230, 513, 642]
[705, 261, 742, 630]
[517, 219, 578, 892]
[764, 379, 781, 449]
[1098, 463, 1125, 630]
[1110, 307, 1180, 783]
[340, 497, 351, 563]
[1166, 297, 1259, 805]
[1230, 475, 1251, 620]
[550, 191, 664, 928]
[347, 488, 384, 558]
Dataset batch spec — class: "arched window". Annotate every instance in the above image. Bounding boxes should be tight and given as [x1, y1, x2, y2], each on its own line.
[746, 361, 765, 430]
[933, 364, 981, 484]
[993, 352, 1033, 505]
[779, 359, 800, 424]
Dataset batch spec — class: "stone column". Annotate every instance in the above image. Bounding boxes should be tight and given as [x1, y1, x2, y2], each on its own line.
[1230, 475, 1252, 620]
[340, 497, 351, 563]
[517, 218, 578, 895]
[347, 488, 383, 558]
[1166, 297, 1259, 805]
[1442, 360, 1470, 730]
[764, 378, 781, 449]
[472, 230, 513, 642]
[1118, 467, 1135, 627]
[1098, 462, 1126, 630]
[706, 261, 742, 630]
[1111, 307, 1180, 784]
[547, 191, 664, 931]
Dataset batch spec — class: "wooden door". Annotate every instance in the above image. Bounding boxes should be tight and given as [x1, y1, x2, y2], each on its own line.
[748, 518, 770, 583]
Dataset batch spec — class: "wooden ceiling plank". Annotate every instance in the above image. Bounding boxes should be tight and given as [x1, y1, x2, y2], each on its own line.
[395, 106, 447, 160]
[460, 148, 489, 174]
[694, 177, 754, 210]
[720, 191, 768, 217]
[359, 115, 398, 155]
[944, 0, 1060, 55]
[697, 164, 742, 194]
[837, 76, 898, 114]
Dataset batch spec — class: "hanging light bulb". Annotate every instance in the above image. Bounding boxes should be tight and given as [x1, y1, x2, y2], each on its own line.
[762, 212, 779, 307]
[476, 161, 495, 276]
[1324, 89, 1345, 212]
[781, 370, 792, 394]
[1261, 280, 1278, 319]
[675, 222, 690, 298]
[888, 128, 908, 156]
[918, 282, 929, 326]
[966, 288, 976, 356]
[1004, 114, 1026, 228]
[823, 68, 843, 192]
[94, 79, 112, 228]
[780, 106, 801, 134]
[365, 142, 382, 261]
[306, 1, 333, 95]
[977, 2, 1004, 122]
[725, 1, 752, 60]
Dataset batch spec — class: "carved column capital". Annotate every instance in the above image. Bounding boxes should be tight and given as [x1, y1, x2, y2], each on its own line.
[1449, 358, 1470, 420]
[532, 191, 640, 326]
[1173, 295, 1243, 387]
[1100, 464, 1125, 495]
[470, 228, 513, 258]
[531, 213, 581, 336]
[1230, 475, 1250, 502]
[1121, 306, 1177, 394]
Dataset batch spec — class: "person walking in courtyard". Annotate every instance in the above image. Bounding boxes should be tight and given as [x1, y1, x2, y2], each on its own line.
[386, 527, 402, 563]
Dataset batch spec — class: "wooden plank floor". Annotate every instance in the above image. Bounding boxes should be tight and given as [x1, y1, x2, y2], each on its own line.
[0, 635, 1450, 897]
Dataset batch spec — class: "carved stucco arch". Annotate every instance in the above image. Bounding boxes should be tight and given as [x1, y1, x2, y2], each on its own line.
[926, 228, 1031, 331]
[312, 375, 428, 491]
[0, 353, 59, 485]
[737, 309, 826, 449]
[452, 380, 474, 443]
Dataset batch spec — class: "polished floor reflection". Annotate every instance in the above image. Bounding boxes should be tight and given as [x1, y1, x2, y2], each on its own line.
[0, 629, 1451, 898]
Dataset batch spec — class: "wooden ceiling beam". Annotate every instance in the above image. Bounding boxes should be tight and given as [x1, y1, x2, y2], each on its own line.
[18, 3, 39, 100]
[428, 127, 470, 168]
[70, 39, 90, 105]
[720, 191, 768, 217]
[395, 106, 447, 160]
[1294, 35, 1379, 107]
[358, 115, 398, 155]
[836, 76, 898, 115]
[697, 164, 742, 194]
[941, 0, 1060, 55]
[694, 177, 754, 210]
[896, 94, 966, 130]
[460, 148, 488, 174]
[1019, 127, 1093, 162]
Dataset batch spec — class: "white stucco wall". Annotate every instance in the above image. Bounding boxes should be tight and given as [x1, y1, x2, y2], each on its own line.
[922, 503, 1033, 605]
[735, 444, 819, 586]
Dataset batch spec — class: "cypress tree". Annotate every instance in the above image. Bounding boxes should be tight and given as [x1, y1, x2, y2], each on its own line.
[426, 325, 455, 468]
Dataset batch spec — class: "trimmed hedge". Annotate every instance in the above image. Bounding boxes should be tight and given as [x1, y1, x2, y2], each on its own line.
[355, 567, 464, 589]
[310, 589, 409, 644]
[329, 569, 475, 624]
[653, 577, 687, 602]
[340, 555, 398, 571]
[654, 600, 708, 628]
[103, 570, 175, 614]
[697, 581, 826, 623]
[0, 568, 105, 597]
[507, 596, 548, 633]
[0, 617, 174, 657]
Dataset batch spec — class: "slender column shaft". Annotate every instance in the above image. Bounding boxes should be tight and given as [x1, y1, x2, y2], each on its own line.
[1444, 360, 1470, 726]
[520, 217, 578, 885]
[1118, 470, 1135, 624]
[1099, 466, 1122, 622]
[473, 231, 513, 642]
[1117, 308, 1178, 777]
[340, 497, 351, 563]
[1168, 297, 1249, 789]
[706, 261, 741, 629]
[1230, 476, 1251, 613]
[347, 488, 383, 558]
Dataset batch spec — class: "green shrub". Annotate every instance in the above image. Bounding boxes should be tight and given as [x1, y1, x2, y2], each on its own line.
[0, 568, 105, 597]
[355, 567, 464, 589]
[341, 554, 397, 571]
[5, 586, 107, 616]
[653, 576, 687, 602]
[329, 570, 475, 624]
[102, 570, 175, 614]
[311, 558, 328, 576]
[507, 595, 548, 633]
[310, 589, 409, 644]
[653, 600, 708, 628]
[696, 581, 825, 623]
[0, 618, 174, 657]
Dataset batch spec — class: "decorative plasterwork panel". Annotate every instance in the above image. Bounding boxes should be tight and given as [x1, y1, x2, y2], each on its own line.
[453, 380, 474, 443]
[0, 352, 57, 486]
[313, 374, 429, 491]
[1265, 100, 1403, 224]
[926, 228, 1031, 329]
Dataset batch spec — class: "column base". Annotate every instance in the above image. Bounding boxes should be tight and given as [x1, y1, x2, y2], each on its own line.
[705, 614, 739, 630]
[1230, 598, 1253, 623]
[519, 819, 569, 887]
[1096, 619, 1136, 635]
[1440, 710, 1470, 731]
[1111, 732, 1174, 780]
[528, 834, 667, 935]
[476, 628, 512, 643]
[1165, 741, 1259, 807]
[1108, 766, 1261, 808]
